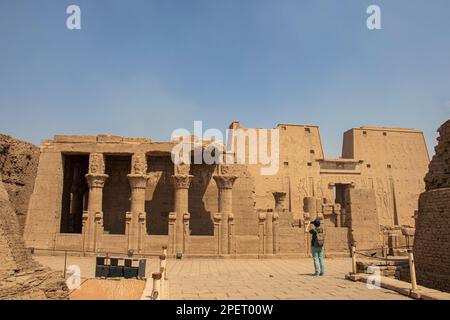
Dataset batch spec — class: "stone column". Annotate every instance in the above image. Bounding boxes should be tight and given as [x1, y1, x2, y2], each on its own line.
[83, 153, 108, 252]
[272, 212, 279, 254]
[213, 175, 237, 255]
[258, 213, 266, 255]
[126, 153, 149, 253]
[273, 192, 287, 211]
[170, 172, 193, 255]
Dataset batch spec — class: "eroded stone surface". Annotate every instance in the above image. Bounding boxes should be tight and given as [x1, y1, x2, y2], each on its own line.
[414, 119, 450, 293]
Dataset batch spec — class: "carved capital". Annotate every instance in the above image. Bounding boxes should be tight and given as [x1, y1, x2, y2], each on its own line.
[85, 173, 108, 188]
[213, 175, 237, 189]
[272, 192, 286, 210]
[127, 174, 150, 189]
[88, 153, 105, 174]
[172, 174, 193, 189]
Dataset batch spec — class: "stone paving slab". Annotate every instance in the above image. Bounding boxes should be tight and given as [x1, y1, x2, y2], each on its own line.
[35, 255, 411, 300]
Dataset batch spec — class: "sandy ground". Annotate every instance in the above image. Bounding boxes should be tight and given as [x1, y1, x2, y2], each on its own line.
[69, 279, 145, 300]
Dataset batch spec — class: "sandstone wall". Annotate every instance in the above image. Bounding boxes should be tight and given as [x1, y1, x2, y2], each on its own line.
[343, 127, 429, 227]
[0, 134, 39, 233]
[414, 119, 450, 293]
[345, 188, 382, 250]
[24, 123, 429, 257]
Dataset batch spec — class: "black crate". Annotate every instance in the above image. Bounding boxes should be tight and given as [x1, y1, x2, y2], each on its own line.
[123, 267, 138, 279]
[95, 265, 110, 278]
[109, 266, 123, 278]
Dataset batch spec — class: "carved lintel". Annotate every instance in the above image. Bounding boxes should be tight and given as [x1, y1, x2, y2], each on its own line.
[213, 175, 237, 189]
[85, 173, 108, 188]
[127, 174, 150, 189]
[172, 174, 193, 189]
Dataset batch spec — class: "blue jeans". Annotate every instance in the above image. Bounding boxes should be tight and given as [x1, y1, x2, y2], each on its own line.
[311, 246, 324, 275]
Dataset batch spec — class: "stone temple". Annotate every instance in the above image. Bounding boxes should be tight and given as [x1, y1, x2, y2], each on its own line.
[23, 121, 430, 257]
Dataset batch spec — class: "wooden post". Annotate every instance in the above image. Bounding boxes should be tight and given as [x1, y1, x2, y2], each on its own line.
[63, 250, 68, 278]
[351, 245, 357, 274]
[151, 272, 161, 300]
[408, 250, 418, 291]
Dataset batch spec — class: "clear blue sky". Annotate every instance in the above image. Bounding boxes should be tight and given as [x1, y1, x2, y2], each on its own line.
[1, 0, 449, 157]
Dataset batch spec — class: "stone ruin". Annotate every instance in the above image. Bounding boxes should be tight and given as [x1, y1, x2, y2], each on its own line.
[21, 121, 430, 258]
[0, 134, 39, 233]
[0, 135, 68, 300]
[414, 119, 450, 293]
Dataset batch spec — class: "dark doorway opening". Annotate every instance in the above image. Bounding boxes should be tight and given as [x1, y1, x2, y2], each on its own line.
[102, 155, 131, 234]
[145, 155, 174, 235]
[60, 154, 89, 233]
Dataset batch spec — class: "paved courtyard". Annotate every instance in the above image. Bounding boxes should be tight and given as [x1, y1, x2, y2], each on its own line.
[35, 255, 410, 300]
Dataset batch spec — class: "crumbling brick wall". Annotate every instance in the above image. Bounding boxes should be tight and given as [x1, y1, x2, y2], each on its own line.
[414, 119, 450, 293]
[0, 134, 39, 233]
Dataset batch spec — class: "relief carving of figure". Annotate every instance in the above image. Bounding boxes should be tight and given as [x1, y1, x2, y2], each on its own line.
[175, 162, 191, 175]
[89, 153, 105, 174]
[133, 153, 147, 175]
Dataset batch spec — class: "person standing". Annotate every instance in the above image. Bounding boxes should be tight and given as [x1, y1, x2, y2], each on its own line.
[306, 218, 325, 276]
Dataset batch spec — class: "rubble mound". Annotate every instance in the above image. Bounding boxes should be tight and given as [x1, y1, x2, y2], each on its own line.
[0, 134, 39, 232]
[1, 152, 68, 299]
